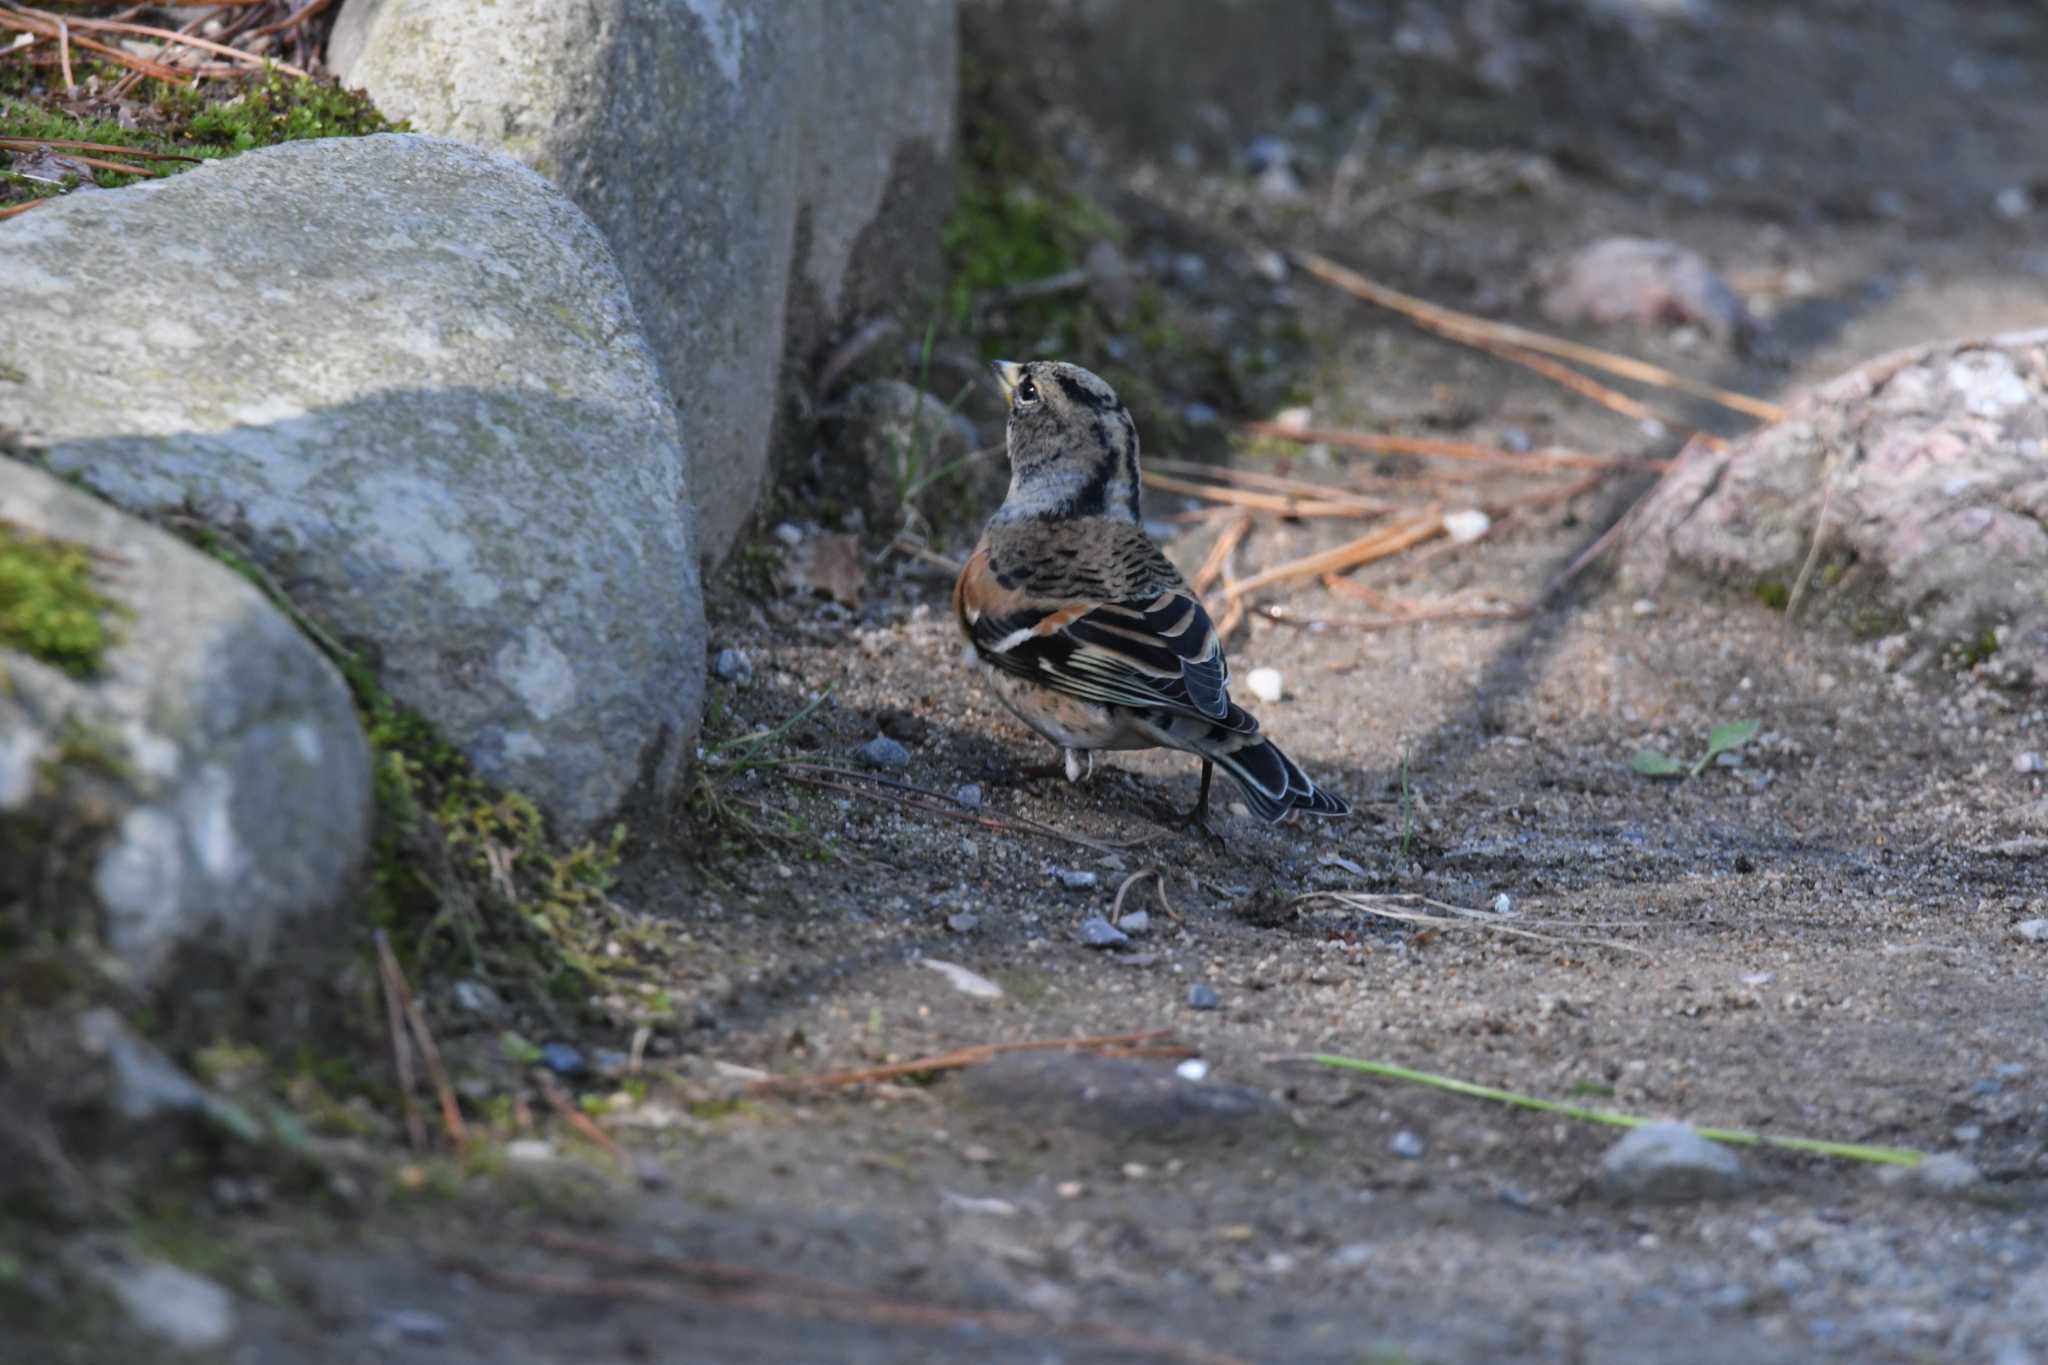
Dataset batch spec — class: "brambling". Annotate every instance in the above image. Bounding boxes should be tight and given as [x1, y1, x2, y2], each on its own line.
[953, 360, 1351, 825]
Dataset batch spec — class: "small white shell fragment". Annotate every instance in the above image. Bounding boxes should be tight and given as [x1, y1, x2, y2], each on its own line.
[1246, 667, 1284, 703]
[919, 957, 1005, 999]
[1443, 509, 1492, 543]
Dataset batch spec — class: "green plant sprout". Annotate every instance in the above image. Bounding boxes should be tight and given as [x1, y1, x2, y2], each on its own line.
[1631, 719, 1760, 779]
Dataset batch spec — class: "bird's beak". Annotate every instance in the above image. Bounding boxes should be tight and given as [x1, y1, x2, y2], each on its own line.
[989, 359, 1024, 404]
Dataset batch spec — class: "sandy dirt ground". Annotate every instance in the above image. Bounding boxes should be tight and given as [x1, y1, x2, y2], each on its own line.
[29, 4, 2048, 1363]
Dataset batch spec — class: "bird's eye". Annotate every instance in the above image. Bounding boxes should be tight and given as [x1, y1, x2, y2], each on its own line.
[1016, 376, 1040, 405]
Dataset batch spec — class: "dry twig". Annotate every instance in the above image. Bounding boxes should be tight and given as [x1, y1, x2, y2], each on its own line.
[1240, 419, 1658, 474]
[534, 1068, 630, 1168]
[1227, 509, 1444, 600]
[1292, 248, 1786, 423]
[1295, 891, 1650, 956]
[3, 3, 312, 79]
[372, 931, 428, 1151]
[749, 1028, 1188, 1094]
[1189, 510, 1251, 597]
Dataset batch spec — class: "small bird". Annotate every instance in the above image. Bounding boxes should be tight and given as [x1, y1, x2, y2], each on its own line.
[954, 359, 1350, 825]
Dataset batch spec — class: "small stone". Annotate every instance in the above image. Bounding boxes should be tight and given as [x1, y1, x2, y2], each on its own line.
[451, 978, 503, 1015]
[772, 522, 804, 548]
[1057, 1180, 1086, 1199]
[372, 1309, 451, 1347]
[1953, 1123, 1984, 1143]
[1053, 868, 1099, 891]
[1250, 249, 1288, 284]
[504, 1139, 557, 1163]
[954, 783, 982, 809]
[1492, 893, 1515, 916]
[2015, 751, 2046, 774]
[1077, 917, 1129, 949]
[947, 912, 979, 934]
[1256, 162, 1304, 202]
[1631, 598, 1658, 617]
[1598, 1121, 1749, 1202]
[1913, 1152, 1983, 1194]
[1176, 1058, 1210, 1082]
[89, 1257, 237, 1351]
[1181, 402, 1220, 427]
[1245, 667, 1284, 703]
[1186, 983, 1221, 1010]
[1116, 909, 1151, 936]
[539, 1042, 586, 1078]
[712, 647, 753, 684]
[1996, 185, 2033, 220]
[960, 1142, 995, 1163]
[2012, 919, 2048, 942]
[1328, 1242, 1374, 1271]
[1443, 509, 1492, 544]
[858, 735, 910, 770]
[1243, 136, 1295, 174]
[1390, 1130, 1426, 1160]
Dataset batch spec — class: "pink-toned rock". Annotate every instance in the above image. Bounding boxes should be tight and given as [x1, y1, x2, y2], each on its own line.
[1537, 236, 1745, 341]
[1623, 330, 2048, 685]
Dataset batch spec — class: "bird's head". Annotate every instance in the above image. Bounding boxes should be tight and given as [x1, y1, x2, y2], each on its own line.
[987, 359, 1142, 525]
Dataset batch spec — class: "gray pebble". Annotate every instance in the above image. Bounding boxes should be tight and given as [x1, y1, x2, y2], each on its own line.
[2012, 919, 2048, 942]
[1116, 909, 1151, 936]
[858, 735, 910, 770]
[451, 978, 503, 1015]
[1077, 917, 1129, 949]
[954, 783, 982, 810]
[1912, 1152, 1982, 1195]
[1390, 1130, 1426, 1160]
[1053, 868, 1099, 890]
[947, 913, 979, 935]
[1598, 1121, 1749, 1203]
[1186, 983, 1221, 1010]
[2014, 750, 2045, 774]
[713, 647, 753, 684]
[372, 1309, 450, 1347]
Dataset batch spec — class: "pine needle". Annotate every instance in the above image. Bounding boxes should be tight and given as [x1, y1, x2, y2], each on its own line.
[1294, 1054, 1926, 1167]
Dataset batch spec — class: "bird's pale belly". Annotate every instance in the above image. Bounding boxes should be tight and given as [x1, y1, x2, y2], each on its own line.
[980, 664, 1153, 752]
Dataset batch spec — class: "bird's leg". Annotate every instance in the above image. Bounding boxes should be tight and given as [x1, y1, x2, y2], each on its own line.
[1160, 760, 1224, 843]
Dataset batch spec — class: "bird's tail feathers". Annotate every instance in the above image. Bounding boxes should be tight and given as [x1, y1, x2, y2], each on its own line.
[1143, 707, 1350, 823]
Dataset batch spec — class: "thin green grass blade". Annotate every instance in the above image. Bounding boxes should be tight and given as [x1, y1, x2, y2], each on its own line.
[1306, 1054, 1924, 1167]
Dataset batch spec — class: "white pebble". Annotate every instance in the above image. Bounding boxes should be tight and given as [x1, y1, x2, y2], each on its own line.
[1246, 667, 1284, 703]
[1443, 509, 1492, 544]
[1176, 1058, 1210, 1082]
[2014, 751, 2045, 774]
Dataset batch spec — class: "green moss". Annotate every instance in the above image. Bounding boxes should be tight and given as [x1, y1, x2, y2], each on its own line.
[177, 72, 406, 151]
[1, 71, 405, 206]
[0, 521, 121, 677]
[1953, 627, 2001, 669]
[942, 183, 1111, 323]
[1752, 579, 1790, 612]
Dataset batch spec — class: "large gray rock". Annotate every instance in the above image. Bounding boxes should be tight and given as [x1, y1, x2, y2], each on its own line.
[1624, 330, 2048, 686]
[0, 135, 702, 833]
[0, 459, 371, 991]
[330, 0, 958, 563]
